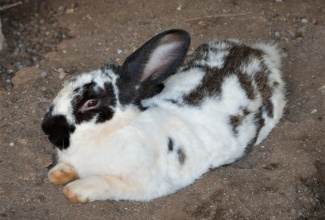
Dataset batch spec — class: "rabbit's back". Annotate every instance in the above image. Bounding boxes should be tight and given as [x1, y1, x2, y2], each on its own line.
[142, 40, 286, 162]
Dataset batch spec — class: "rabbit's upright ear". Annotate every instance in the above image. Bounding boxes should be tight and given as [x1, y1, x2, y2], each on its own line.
[121, 29, 191, 86]
[122, 29, 190, 84]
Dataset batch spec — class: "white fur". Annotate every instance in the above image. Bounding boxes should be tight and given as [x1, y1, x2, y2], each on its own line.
[49, 40, 286, 202]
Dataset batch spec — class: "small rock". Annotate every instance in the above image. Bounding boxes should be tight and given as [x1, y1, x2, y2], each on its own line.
[6, 79, 11, 84]
[287, 30, 296, 39]
[275, 0, 282, 2]
[12, 66, 43, 86]
[66, 8, 75, 14]
[274, 31, 281, 38]
[16, 63, 24, 70]
[40, 71, 48, 78]
[301, 18, 308, 24]
[58, 68, 68, 79]
[311, 109, 317, 114]
[312, 18, 318, 25]
[9, 142, 15, 147]
[41, 87, 47, 92]
[34, 44, 42, 50]
[117, 49, 123, 55]
[296, 37, 303, 44]
[58, 6, 65, 13]
[32, 56, 38, 62]
[62, 49, 67, 54]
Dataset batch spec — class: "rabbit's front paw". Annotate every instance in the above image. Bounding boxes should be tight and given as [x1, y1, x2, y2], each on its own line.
[48, 163, 78, 185]
[63, 177, 107, 203]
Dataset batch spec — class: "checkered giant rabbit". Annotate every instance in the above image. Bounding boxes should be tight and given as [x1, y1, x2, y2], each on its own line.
[42, 29, 286, 202]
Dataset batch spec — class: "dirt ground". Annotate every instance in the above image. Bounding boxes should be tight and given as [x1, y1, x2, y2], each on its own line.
[0, 0, 324, 219]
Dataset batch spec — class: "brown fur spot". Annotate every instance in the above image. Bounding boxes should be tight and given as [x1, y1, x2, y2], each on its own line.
[48, 163, 78, 185]
[230, 109, 250, 135]
[237, 73, 256, 100]
[184, 43, 210, 67]
[254, 71, 274, 118]
[183, 42, 263, 106]
[63, 187, 88, 203]
[177, 148, 186, 165]
[244, 110, 265, 154]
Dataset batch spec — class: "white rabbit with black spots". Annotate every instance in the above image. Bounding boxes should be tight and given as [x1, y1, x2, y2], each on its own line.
[42, 29, 286, 202]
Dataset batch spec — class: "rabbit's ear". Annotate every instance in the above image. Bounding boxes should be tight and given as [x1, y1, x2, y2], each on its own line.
[121, 29, 190, 85]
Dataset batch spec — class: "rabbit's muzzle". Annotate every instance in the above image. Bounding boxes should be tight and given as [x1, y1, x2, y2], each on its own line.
[41, 112, 76, 150]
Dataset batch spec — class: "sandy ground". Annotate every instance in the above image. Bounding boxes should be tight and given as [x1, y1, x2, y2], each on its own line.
[0, 0, 324, 219]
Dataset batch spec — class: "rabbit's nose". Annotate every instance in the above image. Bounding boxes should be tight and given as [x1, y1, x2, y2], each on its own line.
[41, 114, 76, 149]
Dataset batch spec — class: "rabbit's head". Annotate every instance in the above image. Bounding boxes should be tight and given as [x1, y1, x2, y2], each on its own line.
[41, 29, 190, 149]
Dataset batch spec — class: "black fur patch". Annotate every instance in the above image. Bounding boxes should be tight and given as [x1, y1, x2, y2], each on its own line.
[177, 148, 186, 165]
[41, 113, 76, 150]
[168, 138, 174, 152]
[72, 81, 116, 124]
[137, 83, 165, 108]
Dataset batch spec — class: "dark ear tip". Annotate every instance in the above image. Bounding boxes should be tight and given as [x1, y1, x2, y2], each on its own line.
[163, 29, 191, 43]
[164, 29, 190, 36]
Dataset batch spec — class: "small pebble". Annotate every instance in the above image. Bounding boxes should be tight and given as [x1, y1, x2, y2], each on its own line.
[62, 49, 67, 54]
[41, 87, 47, 92]
[58, 68, 68, 79]
[16, 64, 24, 70]
[40, 71, 48, 78]
[58, 6, 65, 13]
[287, 30, 296, 39]
[275, 0, 282, 2]
[9, 142, 15, 147]
[301, 18, 308, 24]
[117, 49, 123, 55]
[274, 31, 281, 38]
[311, 109, 317, 114]
[32, 56, 38, 62]
[6, 79, 11, 84]
[312, 18, 318, 25]
[59, 72, 67, 79]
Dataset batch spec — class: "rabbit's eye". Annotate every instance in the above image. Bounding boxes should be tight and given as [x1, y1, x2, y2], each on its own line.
[80, 99, 100, 112]
[87, 100, 99, 108]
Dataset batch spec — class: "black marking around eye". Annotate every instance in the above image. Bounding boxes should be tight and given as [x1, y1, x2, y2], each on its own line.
[168, 138, 174, 152]
[177, 148, 186, 165]
[72, 81, 117, 124]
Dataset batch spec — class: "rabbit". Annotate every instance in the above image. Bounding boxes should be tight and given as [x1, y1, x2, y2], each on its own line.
[41, 29, 286, 203]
